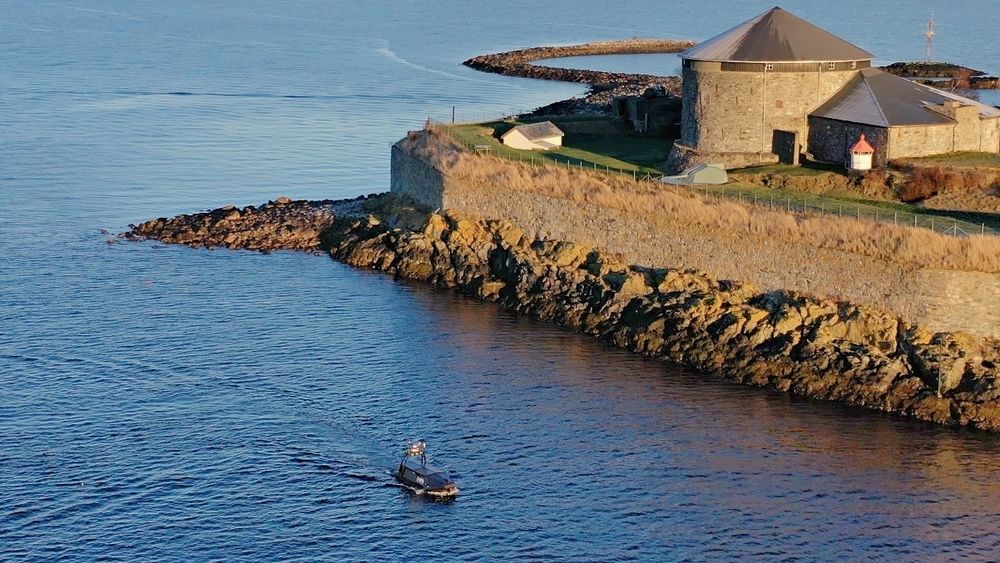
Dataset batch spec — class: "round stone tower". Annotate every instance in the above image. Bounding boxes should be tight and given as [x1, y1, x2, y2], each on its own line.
[669, 7, 873, 171]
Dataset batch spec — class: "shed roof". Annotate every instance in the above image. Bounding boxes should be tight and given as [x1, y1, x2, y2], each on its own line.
[502, 121, 564, 141]
[682, 7, 873, 63]
[810, 68, 1000, 127]
[663, 163, 728, 185]
[851, 134, 875, 154]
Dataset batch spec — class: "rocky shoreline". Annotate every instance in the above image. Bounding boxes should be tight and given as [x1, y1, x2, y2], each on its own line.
[881, 61, 1000, 90]
[463, 39, 693, 114]
[126, 195, 1000, 431]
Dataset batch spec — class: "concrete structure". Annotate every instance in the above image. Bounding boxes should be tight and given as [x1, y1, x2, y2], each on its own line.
[501, 121, 564, 150]
[615, 90, 681, 137]
[662, 163, 728, 185]
[668, 7, 1000, 171]
[849, 134, 875, 171]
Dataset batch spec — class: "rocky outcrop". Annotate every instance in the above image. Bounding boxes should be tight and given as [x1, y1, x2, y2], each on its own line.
[127, 196, 1000, 431]
[124, 196, 365, 252]
[463, 39, 693, 114]
[326, 208, 1000, 430]
[882, 61, 999, 90]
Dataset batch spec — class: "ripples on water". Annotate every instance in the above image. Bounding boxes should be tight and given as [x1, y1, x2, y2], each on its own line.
[3, 0, 1000, 560]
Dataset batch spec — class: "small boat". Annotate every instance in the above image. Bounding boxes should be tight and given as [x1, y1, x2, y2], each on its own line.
[394, 441, 459, 498]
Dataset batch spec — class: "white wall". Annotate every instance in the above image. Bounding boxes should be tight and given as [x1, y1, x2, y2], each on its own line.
[502, 131, 562, 150]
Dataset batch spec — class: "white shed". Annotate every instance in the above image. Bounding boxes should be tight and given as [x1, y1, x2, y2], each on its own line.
[501, 121, 564, 150]
[849, 133, 875, 171]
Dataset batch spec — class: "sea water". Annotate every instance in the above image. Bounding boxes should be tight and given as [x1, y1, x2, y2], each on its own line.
[3, 1, 1000, 560]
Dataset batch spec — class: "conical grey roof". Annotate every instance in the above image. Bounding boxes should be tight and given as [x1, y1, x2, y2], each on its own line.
[811, 68, 1000, 127]
[682, 7, 873, 63]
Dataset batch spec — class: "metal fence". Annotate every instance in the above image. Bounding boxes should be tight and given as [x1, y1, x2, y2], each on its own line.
[429, 120, 999, 239]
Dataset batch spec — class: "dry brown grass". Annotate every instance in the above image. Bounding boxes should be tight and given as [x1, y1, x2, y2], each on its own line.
[403, 128, 1000, 273]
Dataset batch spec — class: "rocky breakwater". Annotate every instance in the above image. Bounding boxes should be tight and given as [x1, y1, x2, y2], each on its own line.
[882, 62, 1000, 90]
[463, 39, 694, 113]
[128, 196, 1000, 431]
[124, 196, 356, 252]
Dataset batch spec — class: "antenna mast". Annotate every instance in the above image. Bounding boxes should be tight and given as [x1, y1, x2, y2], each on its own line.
[924, 11, 936, 62]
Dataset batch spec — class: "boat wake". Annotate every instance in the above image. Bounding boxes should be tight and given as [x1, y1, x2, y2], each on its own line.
[374, 40, 487, 83]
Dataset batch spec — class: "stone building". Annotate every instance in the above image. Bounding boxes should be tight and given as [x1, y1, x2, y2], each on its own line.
[668, 6, 1000, 171]
[809, 68, 1000, 166]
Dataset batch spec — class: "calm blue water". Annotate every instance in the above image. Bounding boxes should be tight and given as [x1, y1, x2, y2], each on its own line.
[4, 1, 1000, 560]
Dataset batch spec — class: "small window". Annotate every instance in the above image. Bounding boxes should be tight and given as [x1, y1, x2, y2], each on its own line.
[775, 100, 784, 109]
[765, 63, 774, 71]
[828, 62, 836, 70]
[850, 61, 857, 69]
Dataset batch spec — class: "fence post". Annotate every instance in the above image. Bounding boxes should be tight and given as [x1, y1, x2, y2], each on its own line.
[856, 207, 860, 220]
[983, 223, 987, 235]
[894, 212, 897, 225]
[931, 218, 935, 231]
[914, 215, 917, 227]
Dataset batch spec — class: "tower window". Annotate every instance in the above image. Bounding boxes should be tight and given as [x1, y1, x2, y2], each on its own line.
[828, 62, 836, 70]
[851, 61, 857, 69]
[765, 63, 774, 71]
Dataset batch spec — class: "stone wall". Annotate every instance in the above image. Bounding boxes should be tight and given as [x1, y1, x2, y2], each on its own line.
[889, 118, 1000, 160]
[809, 115, 1000, 165]
[125, 196, 1000, 431]
[391, 143, 1000, 337]
[390, 144, 446, 209]
[807, 117, 890, 165]
[666, 141, 778, 173]
[681, 64, 859, 160]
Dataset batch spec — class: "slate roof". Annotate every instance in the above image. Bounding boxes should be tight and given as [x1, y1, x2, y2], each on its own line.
[810, 68, 1000, 127]
[502, 121, 564, 141]
[682, 7, 873, 63]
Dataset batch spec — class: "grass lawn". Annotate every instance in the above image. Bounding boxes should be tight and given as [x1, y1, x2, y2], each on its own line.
[703, 181, 1000, 235]
[439, 120, 1000, 236]
[442, 120, 669, 175]
[896, 151, 1000, 168]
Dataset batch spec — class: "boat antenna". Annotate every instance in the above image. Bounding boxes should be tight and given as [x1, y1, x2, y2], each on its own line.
[924, 11, 936, 63]
[407, 441, 427, 465]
